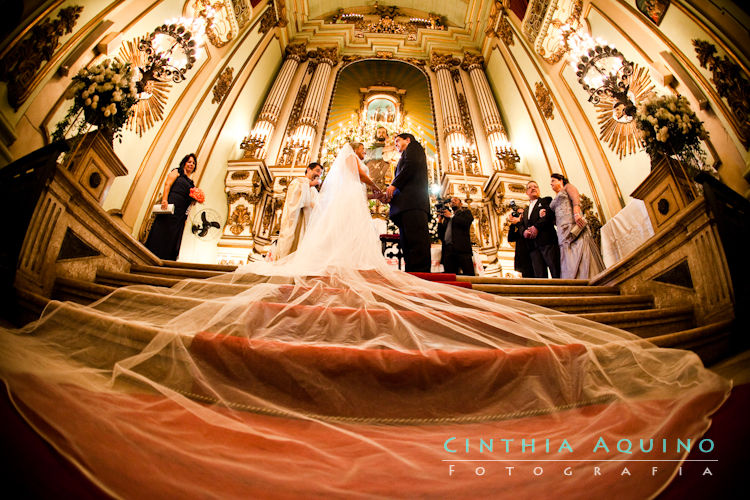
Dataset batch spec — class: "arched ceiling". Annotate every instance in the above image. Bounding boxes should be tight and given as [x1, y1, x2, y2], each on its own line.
[325, 59, 436, 154]
[307, 1, 469, 28]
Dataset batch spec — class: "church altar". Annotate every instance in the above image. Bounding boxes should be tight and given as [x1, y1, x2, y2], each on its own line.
[600, 199, 655, 267]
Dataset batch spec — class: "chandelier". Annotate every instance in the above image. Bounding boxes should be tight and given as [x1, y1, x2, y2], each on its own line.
[191, 0, 235, 48]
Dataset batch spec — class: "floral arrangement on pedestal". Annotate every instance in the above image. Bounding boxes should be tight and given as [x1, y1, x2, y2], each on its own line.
[635, 94, 710, 177]
[53, 59, 139, 143]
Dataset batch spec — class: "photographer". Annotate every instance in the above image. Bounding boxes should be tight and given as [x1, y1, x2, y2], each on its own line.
[437, 197, 475, 276]
[507, 202, 535, 278]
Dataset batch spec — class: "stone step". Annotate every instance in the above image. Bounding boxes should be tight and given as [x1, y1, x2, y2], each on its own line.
[129, 264, 224, 279]
[96, 269, 181, 288]
[457, 276, 590, 286]
[471, 284, 621, 296]
[649, 319, 734, 365]
[155, 260, 237, 272]
[509, 294, 654, 313]
[567, 306, 695, 337]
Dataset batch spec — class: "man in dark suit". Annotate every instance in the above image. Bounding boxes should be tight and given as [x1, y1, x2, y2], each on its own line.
[437, 197, 475, 275]
[510, 180, 560, 278]
[384, 133, 431, 272]
[507, 207, 535, 278]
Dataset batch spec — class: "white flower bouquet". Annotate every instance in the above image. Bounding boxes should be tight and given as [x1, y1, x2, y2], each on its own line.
[53, 59, 139, 143]
[635, 94, 709, 174]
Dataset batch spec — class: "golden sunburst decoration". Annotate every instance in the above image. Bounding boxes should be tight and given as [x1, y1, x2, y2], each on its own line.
[116, 38, 172, 137]
[595, 64, 655, 159]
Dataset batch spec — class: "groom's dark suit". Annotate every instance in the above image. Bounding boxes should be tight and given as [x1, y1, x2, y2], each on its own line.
[389, 140, 431, 272]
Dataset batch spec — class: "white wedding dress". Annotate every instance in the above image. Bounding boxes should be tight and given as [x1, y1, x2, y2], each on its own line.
[0, 144, 730, 498]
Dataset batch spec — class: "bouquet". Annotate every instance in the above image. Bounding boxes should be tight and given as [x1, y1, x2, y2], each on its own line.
[53, 59, 139, 143]
[635, 94, 709, 175]
[189, 187, 205, 203]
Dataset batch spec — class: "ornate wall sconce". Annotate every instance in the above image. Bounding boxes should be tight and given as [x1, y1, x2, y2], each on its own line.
[282, 135, 311, 168]
[574, 44, 636, 119]
[136, 20, 202, 86]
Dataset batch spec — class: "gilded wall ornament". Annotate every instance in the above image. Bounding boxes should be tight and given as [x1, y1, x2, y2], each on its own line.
[498, 16, 514, 46]
[595, 64, 654, 159]
[230, 171, 250, 181]
[285, 42, 308, 62]
[535, 0, 582, 63]
[314, 46, 339, 66]
[485, 1, 503, 37]
[523, 0, 551, 44]
[231, 0, 251, 29]
[212, 67, 234, 104]
[0, 5, 83, 109]
[693, 39, 750, 146]
[229, 205, 252, 235]
[534, 82, 555, 120]
[284, 83, 308, 134]
[429, 52, 460, 72]
[461, 53, 484, 72]
[457, 93, 476, 144]
[259, 2, 279, 34]
[508, 183, 527, 193]
[211, 68, 234, 104]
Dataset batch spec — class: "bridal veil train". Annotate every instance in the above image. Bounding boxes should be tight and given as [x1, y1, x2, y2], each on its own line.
[0, 142, 730, 498]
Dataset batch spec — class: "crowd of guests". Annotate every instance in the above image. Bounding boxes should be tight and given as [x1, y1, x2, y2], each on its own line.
[508, 176, 605, 280]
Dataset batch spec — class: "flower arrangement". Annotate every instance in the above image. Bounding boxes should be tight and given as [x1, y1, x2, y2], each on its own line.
[635, 94, 710, 175]
[53, 59, 139, 143]
[189, 187, 205, 203]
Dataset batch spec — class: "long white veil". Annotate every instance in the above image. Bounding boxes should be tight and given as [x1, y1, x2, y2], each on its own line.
[0, 140, 731, 497]
[245, 143, 385, 276]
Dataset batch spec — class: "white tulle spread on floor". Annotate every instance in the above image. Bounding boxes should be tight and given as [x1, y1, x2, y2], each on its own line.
[0, 144, 730, 498]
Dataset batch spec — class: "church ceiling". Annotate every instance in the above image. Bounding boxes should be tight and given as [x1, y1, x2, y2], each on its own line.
[307, 1, 470, 28]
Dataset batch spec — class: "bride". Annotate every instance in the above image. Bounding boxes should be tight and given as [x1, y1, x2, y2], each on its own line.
[0, 142, 730, 498]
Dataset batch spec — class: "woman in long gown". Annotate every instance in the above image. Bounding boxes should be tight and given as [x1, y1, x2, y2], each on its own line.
[0, 143, 730, 498]
[549, 173, 606, 279]
[144, 153, 197, 260]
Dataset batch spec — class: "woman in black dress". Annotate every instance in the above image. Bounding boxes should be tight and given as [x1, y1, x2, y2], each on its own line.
[145, 153, 197, 260]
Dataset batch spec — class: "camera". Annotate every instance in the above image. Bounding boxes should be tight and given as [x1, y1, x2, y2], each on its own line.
[509, 200, 520, 218]
[435, 197, 452, 214]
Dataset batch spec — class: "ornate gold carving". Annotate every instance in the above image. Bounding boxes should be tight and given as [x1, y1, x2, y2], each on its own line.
[429, 52, 460, 72]
[260, 2, 277, 33]
[285, 83, 308, 133]
[456, 93, 476, 144]
[230, 171, 249, 180]
[229, 205, 252, 235]
[276, 0, 288, 28]
[579, 194, 602, 248]
[536, 0, 583, 63]
[693, 39, 750, 146]
[313, 46, 339, 66]
[231, 0, 251, 29]
[595, 64, 655, 159]
[212, 67, 233, 104]
[498, 16, 514, 46]
[376, 51, 394, 59]
[285, 42, 307, 62]
[534, 81, 555, 120]
[508, 183, 527, 193]
[523, 0, 552, 44]
[0, 5, 83, 109]
[485, 1, 503, 37]
[461, 52, 484, 72]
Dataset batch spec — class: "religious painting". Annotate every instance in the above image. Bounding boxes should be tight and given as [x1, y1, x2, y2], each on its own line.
[366, 98, 397, 122]
[636, 0, 669, 26]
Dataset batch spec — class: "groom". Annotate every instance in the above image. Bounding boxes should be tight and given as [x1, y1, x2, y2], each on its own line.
[384, 133, 431, 272]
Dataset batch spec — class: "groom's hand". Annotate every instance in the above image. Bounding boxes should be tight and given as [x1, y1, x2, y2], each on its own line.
[385, 185, 396, 202]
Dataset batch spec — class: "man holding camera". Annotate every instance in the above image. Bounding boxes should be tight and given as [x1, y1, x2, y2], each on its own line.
[507, 180, 560, 278]
[437, 197, 476, 276]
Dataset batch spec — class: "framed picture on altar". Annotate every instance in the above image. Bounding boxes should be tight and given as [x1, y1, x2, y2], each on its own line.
[636, 0, 669, 26]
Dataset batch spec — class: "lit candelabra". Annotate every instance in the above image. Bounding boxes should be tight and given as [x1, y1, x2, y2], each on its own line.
[240, 133, 266, 159]
[495, 144, 520, 170]
[450, 145, 478, 202]
[283, 135, 311, 169]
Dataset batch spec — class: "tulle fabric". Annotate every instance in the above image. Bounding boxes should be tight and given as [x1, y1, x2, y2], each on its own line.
[0, 142, 731, 498]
